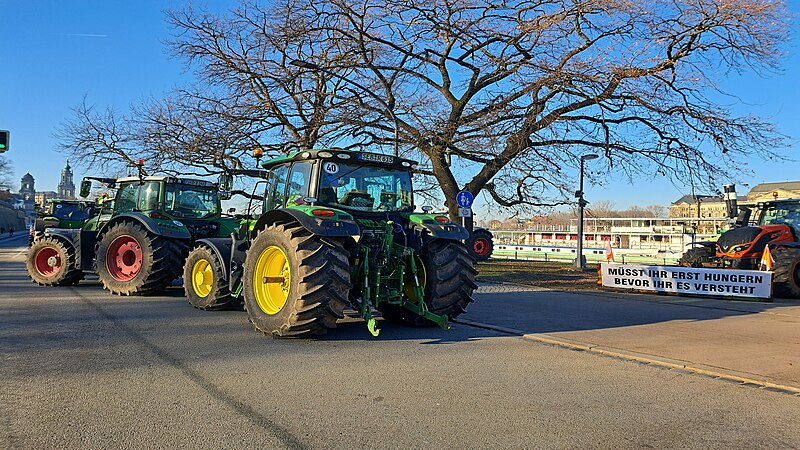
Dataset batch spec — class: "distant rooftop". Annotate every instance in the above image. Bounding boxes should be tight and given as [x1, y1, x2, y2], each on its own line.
[748, 181, 800, 193]
[671, 194, 720, 204]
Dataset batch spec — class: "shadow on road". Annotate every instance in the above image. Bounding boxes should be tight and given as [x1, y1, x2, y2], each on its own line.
[1, 244, 507, 378]
[464, 286, 800, 336]
[3, 238, 797, 380]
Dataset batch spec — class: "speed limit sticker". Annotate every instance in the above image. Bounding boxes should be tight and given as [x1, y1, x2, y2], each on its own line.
[323, 162, 339, 174]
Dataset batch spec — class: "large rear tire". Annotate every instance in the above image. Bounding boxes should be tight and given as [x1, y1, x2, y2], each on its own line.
[420, 240, 477, 319]
[382, 240, 478, 326]
[771, 246, 800, 298]
[243, 222, 350, 337]
[26, 236, 84, 286]
[467, 229, 494, 261]
[183, 245, 234, 310]
[96, 222, 184, 295]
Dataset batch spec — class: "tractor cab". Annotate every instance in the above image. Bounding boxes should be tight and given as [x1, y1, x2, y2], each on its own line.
[316, 162, 413, 213]
[29, 199, 100, 245]
[40, 199, 98, 222]
[78, 175, 236, 240]
[110, 176, 221, 219]
[757, 199, 800, 237]
[80, 175, 223, 220]
[254, 149, 417, 218]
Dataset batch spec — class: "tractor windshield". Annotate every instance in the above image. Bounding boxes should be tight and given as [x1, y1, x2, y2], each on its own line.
[318, 163, 413, 212]
[759, 201, 800, 232]
[164, 184, 220, 219]
[47, 202, 92, 221]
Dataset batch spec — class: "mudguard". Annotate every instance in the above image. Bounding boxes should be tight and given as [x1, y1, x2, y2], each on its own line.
[33, 217, 60, 232]
[194, 238, 233, 281]
[770, 241, 800, 250]
[97, 213, 192, 240]
[252, 208, 360, 237]
[409, 220, 470, 241]
[42, 228, 80, 249]
[42, 228, 98, 270]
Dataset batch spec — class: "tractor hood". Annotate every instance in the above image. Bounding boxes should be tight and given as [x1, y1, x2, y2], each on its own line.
[716, 225, 793, 257]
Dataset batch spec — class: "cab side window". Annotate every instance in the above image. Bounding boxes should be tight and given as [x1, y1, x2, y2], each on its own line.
[266, 165, 290, 210]
[115, 183, 138, 214]
[138, 181, 161, 211]
[286, 162, 313, 206]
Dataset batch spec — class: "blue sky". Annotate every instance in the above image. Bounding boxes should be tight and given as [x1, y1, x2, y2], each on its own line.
[1, 1, 798, 217]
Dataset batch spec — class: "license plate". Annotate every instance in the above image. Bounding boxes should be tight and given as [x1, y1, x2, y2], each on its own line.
[359, 153, 394, 164]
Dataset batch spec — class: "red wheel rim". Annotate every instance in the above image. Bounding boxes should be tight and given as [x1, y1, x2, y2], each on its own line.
[106, 235, 143, 282]
[34, 246, 62, 277]
[473, 237, 490, 257]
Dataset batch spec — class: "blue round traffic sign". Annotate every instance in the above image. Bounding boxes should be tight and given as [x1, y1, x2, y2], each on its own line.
[456, 191, 474, 208]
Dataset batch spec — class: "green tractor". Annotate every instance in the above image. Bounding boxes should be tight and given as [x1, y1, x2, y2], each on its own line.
[26, 175, 239, 294]
[184, 149, 478, 337]
[29, 198, 100, 245]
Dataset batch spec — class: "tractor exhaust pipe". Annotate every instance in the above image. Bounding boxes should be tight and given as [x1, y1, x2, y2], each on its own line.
[724, 184, 738, 219]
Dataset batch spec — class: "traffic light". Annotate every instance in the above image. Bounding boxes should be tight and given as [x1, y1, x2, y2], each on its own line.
[0, 130, 8, 153]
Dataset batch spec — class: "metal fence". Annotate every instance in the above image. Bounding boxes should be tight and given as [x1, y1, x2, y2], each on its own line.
[490, 249, 680, 266]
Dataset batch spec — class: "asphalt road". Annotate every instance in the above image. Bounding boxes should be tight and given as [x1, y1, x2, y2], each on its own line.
[2, 234, 799, 449]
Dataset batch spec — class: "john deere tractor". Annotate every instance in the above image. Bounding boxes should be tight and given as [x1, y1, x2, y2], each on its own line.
[184, 149, 477, 337]
[26, 175, 239, 295]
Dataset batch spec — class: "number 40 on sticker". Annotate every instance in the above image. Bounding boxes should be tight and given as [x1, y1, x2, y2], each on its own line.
[324, 162, 339, 174]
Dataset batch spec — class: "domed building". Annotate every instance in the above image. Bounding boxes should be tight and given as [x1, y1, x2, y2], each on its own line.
[19, 173, 35, 211]
[57, 160, 75, 199]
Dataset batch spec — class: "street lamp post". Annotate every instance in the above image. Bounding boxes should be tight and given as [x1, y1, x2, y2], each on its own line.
[575, 153, 599, 270]
[289, 59, 400, 157]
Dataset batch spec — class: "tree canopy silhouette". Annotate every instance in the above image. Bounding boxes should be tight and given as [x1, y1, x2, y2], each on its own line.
[58, 0, 789, 216]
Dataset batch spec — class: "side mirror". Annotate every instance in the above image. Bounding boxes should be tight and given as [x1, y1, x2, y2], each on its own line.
[218, 173, 233, 200]
[79, 180, 92, 198]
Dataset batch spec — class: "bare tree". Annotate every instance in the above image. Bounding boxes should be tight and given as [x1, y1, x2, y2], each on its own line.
[305, 0, 788, 217]
[56, 0, 359, 177]
[163, 1, 368, 153]
[56, 0, 790, 220]
[0, 156, 13, 190]
[135, 89, 268, 175]
[54, 98, 145, 174]
[586, 200, 618, 218]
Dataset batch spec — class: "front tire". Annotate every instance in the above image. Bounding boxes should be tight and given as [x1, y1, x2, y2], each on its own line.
[679, 246, 714, 268]
[26, 237, 84, 286]
[771, 246, 800, 298]
[96, 222, 184, 295]
[184, 245, 234, 310]
[243, 222, 350, 337]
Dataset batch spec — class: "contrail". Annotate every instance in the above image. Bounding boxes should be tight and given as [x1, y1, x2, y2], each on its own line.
[54, 33, 108, 38]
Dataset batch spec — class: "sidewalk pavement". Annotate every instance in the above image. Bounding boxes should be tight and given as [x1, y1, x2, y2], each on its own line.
[466, 284, 800, 389]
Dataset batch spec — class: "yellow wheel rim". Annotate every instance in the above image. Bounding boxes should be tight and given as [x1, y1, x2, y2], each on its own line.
[253, 245, 291, 315]
[191, 258, 213, 298]
[404, 256, 426, 303]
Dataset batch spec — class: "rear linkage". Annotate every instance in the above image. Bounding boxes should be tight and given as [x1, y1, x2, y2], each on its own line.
[352, 220, 450, 336]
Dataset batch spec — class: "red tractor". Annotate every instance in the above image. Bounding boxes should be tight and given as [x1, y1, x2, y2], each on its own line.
[715, 198, 800, 297]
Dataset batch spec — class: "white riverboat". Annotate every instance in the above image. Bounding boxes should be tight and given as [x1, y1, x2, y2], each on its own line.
[489, 217, 726, 264]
